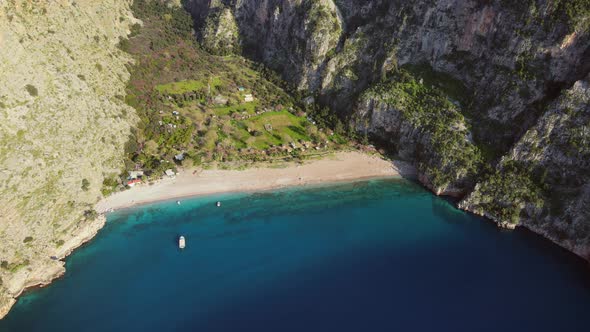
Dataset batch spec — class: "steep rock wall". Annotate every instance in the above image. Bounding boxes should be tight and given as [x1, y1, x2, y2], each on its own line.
[184, 0, 590, 260]
[353, 70, 482, 196]
[327, 1, 589, 144]
[185, 0, 343, 91]
[0, 0, 138, 318]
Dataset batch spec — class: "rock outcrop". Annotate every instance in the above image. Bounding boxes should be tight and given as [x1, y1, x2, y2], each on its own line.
[186, 0, 343, 91]
[353, 69, 481, 196]
[0, 0, 137, 318]
[200, 6, 241, 55]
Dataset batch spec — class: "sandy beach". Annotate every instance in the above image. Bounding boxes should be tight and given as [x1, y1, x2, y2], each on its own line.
[96, 151, 414, 212]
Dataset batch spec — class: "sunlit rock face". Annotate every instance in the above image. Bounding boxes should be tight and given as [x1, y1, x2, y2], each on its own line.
[0, 0, 138, 318]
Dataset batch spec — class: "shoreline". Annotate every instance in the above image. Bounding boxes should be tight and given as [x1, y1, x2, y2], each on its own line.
[109, 174, 404, 212]
[459, 203, 590, 264]
[0, 215, 106, 320]
[96, 151, 416, 213]
[3, 151, 589, 321]
[1, 151, 412, 320]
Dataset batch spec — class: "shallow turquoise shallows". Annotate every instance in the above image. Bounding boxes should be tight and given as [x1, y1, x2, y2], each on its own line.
[2, 179, 590, 332]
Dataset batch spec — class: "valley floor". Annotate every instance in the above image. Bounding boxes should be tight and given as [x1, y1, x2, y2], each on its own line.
[96, 151, 415, 212]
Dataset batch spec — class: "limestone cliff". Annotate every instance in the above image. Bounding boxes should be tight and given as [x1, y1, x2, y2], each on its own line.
[460, 74, 590, 260]
[0, 0, 137, 318]
[185, 0, 590, 260]
[186, 0, 343, 91]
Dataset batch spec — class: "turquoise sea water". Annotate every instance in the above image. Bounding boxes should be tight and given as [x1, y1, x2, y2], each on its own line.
[2, 179, 590, 332]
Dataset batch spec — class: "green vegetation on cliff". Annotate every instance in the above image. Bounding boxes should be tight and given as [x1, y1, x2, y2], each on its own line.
[200, 7, 241, 55]
[466, 161, 545, 224]
[462, 75, 589, 238]
[555, 0, 590, 32]
[400, 63, 473, 108]
[500, 0, 590, 32]
[306, 1, 342, 47]
[362, 69, 482, 190]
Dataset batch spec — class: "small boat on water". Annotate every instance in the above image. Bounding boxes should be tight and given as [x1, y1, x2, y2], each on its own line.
[216, 201, 221, 207]
[177, 200, 181, 205]
[179, 236, 186, 249]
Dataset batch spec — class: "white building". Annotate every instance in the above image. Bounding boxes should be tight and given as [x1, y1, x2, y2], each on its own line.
[128, 170, 144, 180]
[165, 169, 176, 178]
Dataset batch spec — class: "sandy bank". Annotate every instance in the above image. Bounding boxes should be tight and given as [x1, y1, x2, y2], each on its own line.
[97, 152, 414, 212]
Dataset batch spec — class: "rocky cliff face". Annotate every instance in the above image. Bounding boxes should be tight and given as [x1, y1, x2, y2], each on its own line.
[186, 0, 590, 259]
[185, 0, 343, 91]
[461, 74, 590, 260]
[0, 0, 137, 318]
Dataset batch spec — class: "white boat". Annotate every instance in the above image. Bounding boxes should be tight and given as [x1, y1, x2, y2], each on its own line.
[216, 201, 221, 207]
[179, 236, 186, 249]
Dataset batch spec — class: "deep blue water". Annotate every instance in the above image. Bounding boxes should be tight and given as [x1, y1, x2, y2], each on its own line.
[2, 179, 590, 332]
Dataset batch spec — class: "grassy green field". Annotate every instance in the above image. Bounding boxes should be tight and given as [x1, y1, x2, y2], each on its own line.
[211, 100, 259, 116]
[241, 111, 312, 149]
[156, 80, 207, 94]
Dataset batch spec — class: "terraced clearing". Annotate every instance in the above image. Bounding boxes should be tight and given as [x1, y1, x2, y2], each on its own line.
[117, 0, 342, 185]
